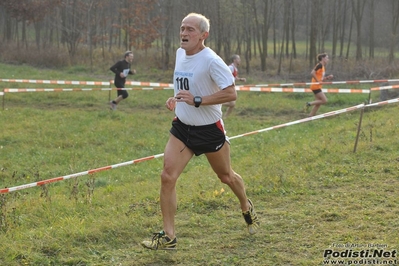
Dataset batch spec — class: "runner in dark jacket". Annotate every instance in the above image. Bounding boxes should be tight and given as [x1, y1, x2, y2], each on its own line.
[109, 51, 136, 110]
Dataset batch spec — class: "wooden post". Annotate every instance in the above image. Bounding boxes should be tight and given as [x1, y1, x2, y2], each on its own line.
[353, 106, 365, 153]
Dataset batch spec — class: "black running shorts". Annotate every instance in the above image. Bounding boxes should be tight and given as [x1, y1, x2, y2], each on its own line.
[312, 89, 322, 94]
[170, 117, 227, 156]
[115, 82, 129, 99]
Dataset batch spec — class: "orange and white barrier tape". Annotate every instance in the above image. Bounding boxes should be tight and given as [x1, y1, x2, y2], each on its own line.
[0, 153, 165, 194]
[4, 88, 112, 92]
[1, 102, 369, 194]
[116, 80, 174, 87]
[365, 97, 399, 107]
[0, 78, 110, 85]
[229, 97, 399, 142]
[370, 84, 399, 91]
[0, 78, 173, 87]
[256, 79, 399, 87]
[4, 97, 399, 194]
[229, 103, 365, 140]
[236, 86, 370, 94]
[236, 86, 311, 92]
[119, 87, 173, 91]
[3, 87, 368, 94]
[2, 78, 397, 89]
[3, 87, 173, 93]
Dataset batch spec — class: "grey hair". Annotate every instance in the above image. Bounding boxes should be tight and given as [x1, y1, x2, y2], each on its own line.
[231, 54, 240, 62]
[183, 13, 210, 33]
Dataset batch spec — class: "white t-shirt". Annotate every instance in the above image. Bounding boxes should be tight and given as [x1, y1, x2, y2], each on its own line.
[174, 47, 235, 126]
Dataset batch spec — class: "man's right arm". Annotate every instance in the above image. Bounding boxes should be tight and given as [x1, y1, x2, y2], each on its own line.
[110, 61, 120, 74]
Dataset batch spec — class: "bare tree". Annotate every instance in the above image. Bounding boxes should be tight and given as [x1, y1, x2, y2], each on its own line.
[332, 1, 339, 58]
[252, 0, 274, 72]
[0, 0, 397, 77]
[237, 0, 254, 74]
[283, 0, 290, 57]
[60, 0, 87, 59]
[345, 5, 354, 60]
[368, 0, 375, 58]
[290, 0, 297, 59]
[309, 0, 320, 67]
[387, 0, 399, 63]
[0, 0, 61, 49]
[159, 0, 174, 70]
[338, 0, 349, 58]
[352, 0, 366, 60]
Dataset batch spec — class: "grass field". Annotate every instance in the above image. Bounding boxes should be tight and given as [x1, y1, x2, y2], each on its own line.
[0, 63, 398, 265]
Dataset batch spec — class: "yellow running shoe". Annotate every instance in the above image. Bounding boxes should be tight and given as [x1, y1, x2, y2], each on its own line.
[141, 230, 177, 250]
[242, 199, 260, 234]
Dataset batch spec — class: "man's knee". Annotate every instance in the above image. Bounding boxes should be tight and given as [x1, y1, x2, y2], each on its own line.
[161, 169, 178, 186]
[217, 173, 235, 185]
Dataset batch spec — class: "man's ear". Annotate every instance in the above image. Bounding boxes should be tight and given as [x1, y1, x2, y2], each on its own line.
[201, 32, 209, 40]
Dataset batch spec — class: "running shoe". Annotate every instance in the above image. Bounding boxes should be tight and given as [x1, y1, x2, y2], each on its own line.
[304, 102, 311, 112]
[141, 230, 177, 250]
[110, 101, 117, 110]
[242, 199, 260, 234]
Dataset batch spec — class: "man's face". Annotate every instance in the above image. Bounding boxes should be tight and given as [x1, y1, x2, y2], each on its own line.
[235, 56, 241, 66]
[126, 53, 134, 63]
[180, 16, 206, 55]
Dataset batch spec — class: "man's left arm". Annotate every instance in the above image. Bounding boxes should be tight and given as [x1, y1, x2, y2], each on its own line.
[174, 84, 236, 107]
[201, 85, 236, 105]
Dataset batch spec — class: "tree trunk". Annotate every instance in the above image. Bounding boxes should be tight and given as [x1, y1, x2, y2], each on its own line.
[352, 0, 366, 60]
[332, 1, 338, 58]
[309, 0, 319, 67]
[290, 0, 297, 59]
[339, 0, 348, 57]
[284, 0, 290, 57]
[162, 0, 174, 70]
[368, 0, 375, 59]
[277, 23, 286, 76]
[346, 7, 354, 60]
[252, 0, 272, 72]
[388, 0, 399, 63]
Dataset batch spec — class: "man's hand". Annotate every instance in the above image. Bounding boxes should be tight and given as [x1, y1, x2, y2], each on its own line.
[175, 90, 195, 106]
[166, 97, 177, 111]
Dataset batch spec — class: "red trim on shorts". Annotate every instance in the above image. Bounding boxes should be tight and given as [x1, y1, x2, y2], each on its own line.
[216, 120, 224, 132]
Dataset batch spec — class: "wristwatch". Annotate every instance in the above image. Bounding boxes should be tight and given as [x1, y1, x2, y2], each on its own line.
[193, 96, 202, 108]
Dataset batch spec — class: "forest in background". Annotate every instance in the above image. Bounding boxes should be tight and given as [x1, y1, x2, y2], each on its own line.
[0, 0, 399, 80]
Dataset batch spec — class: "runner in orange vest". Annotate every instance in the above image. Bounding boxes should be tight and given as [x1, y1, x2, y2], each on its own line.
[305, 53, 333, 116]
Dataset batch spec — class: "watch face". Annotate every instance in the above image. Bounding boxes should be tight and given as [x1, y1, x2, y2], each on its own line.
[194, 96, 202, 107]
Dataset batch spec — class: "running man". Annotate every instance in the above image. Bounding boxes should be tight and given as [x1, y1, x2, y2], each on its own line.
[141, 13, 259, 251]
